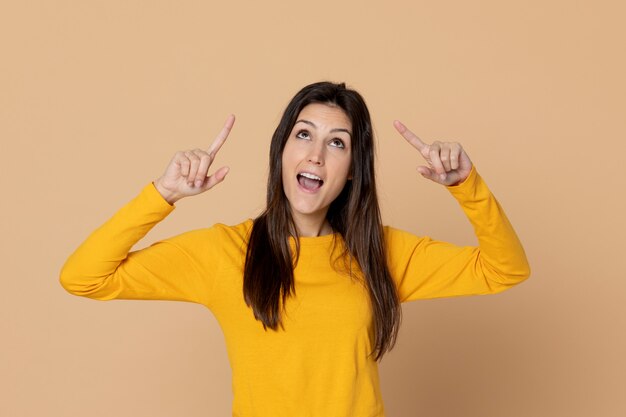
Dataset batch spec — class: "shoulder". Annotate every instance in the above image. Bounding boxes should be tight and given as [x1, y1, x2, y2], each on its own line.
[210, 219, 254, 243]
[383, 225, 421, 243]
[161, 219, 252, 249]
[157, 220, 252, 272]
[383, 225, 431, 255]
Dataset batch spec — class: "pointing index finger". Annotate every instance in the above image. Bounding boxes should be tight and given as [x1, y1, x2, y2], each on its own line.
[393, 120, 427, 151]
[207, 114, 235, 157]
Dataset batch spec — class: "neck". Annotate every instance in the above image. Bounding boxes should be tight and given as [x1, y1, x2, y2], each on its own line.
[291, 212, 333, 237]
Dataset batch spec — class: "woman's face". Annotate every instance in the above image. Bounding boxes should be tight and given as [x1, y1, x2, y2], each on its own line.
[281, 103, 353, 228]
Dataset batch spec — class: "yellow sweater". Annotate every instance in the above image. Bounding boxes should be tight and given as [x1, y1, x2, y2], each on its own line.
[60, 166, 530, 417]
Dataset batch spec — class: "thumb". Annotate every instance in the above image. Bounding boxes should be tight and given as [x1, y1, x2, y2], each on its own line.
[200, 166, 230, 192]
[416, 165, 437, 181]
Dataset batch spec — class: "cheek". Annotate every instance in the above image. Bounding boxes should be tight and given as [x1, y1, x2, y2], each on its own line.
[329, 159, 352, 190]
[339, 154, 353, 178]
[281, 148, 298, 186]
[281, 146, 292, 172]
[281, 142, 298, 167]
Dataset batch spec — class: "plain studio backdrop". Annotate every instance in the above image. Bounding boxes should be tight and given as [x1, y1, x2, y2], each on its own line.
[1, 1, 624, 416]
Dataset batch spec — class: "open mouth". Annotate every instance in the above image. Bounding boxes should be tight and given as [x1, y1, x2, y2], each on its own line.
[297, 172, 324, 191]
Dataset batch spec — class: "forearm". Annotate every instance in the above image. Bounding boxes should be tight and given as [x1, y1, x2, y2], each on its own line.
[59, 183, 175, 297]
[446, 166, 531, 283]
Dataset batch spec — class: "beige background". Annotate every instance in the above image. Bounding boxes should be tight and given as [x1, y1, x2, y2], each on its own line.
[1, 0, 625, 416]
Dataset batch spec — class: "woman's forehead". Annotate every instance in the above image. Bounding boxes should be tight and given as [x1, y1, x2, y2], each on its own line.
[296, 103, 352, 131]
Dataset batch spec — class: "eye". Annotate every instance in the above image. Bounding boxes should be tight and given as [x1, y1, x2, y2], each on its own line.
[295, 130, 310, 140]
[329, 138, 345, 149]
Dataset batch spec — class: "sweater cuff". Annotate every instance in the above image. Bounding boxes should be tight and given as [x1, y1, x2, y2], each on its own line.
[142, 182, 177, 212]
[444, 165, 482, 200]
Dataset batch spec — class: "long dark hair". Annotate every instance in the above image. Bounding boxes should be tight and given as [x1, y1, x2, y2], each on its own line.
[243, 81, 401, 361]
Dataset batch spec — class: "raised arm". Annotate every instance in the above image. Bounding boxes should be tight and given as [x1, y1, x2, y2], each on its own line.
[387, 120, 530, 302]
[59, 115, 236, 305]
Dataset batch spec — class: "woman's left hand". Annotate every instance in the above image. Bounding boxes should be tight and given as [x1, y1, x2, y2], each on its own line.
[393, 120, 473, 186]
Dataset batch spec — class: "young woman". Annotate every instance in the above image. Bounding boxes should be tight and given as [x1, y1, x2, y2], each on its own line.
[60, 81, 530, 417]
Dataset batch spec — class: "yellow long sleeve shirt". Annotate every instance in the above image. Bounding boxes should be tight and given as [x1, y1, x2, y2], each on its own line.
[60, 165, 530, 417]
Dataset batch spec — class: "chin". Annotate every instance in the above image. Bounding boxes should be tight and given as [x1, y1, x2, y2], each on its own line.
[290, 203, 324, 217]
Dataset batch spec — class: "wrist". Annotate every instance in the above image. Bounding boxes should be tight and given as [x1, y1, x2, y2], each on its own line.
[153, 179, 181, 205]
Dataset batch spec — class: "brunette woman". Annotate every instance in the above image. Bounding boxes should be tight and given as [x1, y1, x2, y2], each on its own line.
[61, 81, 530, 417]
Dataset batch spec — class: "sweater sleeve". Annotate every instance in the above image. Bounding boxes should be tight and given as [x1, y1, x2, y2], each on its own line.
[59, 182, 219, 307]
[386, 166, 531, 303]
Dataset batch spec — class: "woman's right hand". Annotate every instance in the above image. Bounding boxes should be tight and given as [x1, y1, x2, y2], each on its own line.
[153, 114, 235, 204]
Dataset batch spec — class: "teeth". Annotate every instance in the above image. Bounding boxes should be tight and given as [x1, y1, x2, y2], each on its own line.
[299, 172, 322, 181]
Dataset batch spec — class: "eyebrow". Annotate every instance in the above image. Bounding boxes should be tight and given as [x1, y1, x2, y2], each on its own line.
[295, 119, 352, 137]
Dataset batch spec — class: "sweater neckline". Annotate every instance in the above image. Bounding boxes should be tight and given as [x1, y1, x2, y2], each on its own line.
[243, 219, 340, 247]
[290, 232, 340, 246]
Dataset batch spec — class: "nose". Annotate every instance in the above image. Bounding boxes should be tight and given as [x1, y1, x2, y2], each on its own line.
[307, 142, 325, 166]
